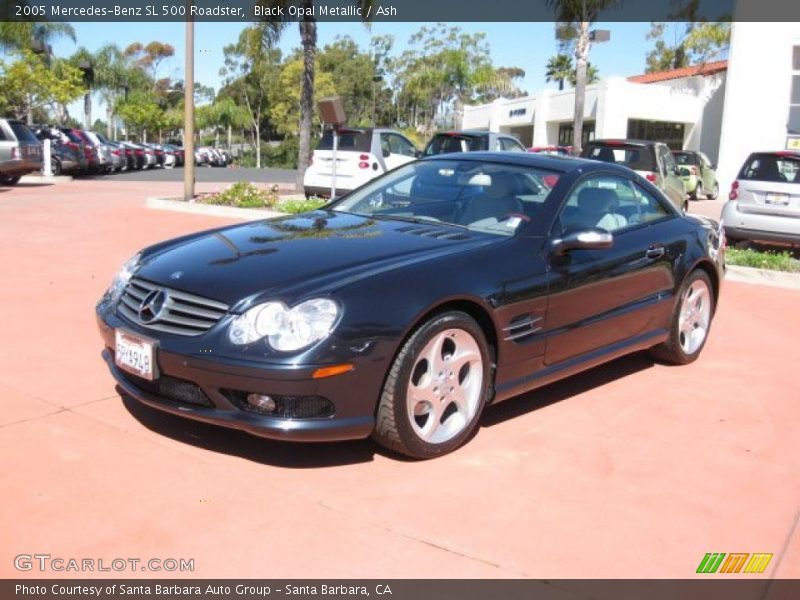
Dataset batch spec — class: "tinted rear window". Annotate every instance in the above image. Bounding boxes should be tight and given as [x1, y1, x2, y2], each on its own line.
[61, 130, 83, 144]
[318, 130, 371, 152]
[673, 152, 696, 166]
[582, 143, 657, 171]
[739, 153, 800, 183]
[9, 122, 39, 143]
[424, 134, 487, 156]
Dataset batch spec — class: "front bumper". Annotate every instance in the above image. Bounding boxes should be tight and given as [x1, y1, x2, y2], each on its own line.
[721, 200, 800, 244]
[97, 311, 378, 442]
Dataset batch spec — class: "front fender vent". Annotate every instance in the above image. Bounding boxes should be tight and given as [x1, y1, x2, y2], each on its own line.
[503, 314, 543, 342]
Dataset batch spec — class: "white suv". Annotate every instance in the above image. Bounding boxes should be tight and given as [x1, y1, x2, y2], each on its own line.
[304, 128, 419, 198]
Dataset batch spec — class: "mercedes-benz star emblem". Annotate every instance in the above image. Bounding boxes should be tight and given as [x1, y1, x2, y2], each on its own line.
[139, 289, 168, 323]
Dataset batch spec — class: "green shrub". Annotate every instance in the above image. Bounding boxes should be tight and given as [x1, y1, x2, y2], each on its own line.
[200, 181, 278, 209]
[726, 247, 800, 272]
[278, 197, 328, 214]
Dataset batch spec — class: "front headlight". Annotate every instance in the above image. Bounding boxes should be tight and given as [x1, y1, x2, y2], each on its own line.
[228, 298, 339, 352]
[107, 253, 141, 302]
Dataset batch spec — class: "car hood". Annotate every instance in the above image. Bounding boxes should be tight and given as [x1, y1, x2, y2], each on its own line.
[135, 210, 495, 309]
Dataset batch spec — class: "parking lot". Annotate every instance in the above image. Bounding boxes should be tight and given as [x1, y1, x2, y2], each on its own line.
[1, 178, 798, 579]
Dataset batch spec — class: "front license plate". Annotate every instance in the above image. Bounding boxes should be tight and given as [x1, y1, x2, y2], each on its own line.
[115, 330, 155, 381]
[765, 193, 789, 205]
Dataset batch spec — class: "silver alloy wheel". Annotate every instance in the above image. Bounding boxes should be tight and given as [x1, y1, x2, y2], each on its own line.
[406, 328, 483, 445]
[678, 279, 712, 355]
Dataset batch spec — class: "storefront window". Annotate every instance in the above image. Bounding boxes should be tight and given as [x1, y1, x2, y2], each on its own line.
[558, 122, 595, 146]
[626, 119, 686, 150]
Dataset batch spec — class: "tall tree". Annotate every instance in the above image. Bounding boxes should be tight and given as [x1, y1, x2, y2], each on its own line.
[220, 24, 282, 168]
[0, 22, 75, 53]
[0, 51, 84, 122]
[258, 0, 375, 190]
[546, 0, 619, 155]
[69, 47, 96, 128]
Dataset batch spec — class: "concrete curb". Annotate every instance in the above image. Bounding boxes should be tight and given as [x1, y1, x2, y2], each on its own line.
[19, 174, 73, 184]
[146, 197, 286, 220]
[726, 264, 800, 290]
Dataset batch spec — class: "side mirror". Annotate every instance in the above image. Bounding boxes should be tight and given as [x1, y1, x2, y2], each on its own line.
[552, 229, 613, 255]
[679, 167, 691, 177]
[673, 166, 682, 176]
[382, 148, 391, 158]
[711, 164, 717, 170]
[415, 150, 423, 159]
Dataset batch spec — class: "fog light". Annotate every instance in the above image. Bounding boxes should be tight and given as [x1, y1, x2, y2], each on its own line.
[246, 394, 276, 413]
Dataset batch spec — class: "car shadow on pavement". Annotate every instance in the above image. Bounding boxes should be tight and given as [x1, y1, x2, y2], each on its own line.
[119, 389, 379, 468]
[481, 352, 656, 427]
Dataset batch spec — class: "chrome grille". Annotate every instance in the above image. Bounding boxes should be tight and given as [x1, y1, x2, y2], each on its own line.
[117, 277, 229, 336]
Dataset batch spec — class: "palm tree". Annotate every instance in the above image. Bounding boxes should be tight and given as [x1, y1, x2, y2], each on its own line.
[258, 0, 374, 191]
[69, 48, 96, 128]
[545, 54, 573, 91]
[546, 0, 619, 155]
[0, 22, 75, 53]
[567, 62, 599, 87]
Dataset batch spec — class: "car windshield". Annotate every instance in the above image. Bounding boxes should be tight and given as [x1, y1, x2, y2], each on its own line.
[739, 153, 800, 183]
[583, 143, 657, 171]
[424, 134, 487, 156]
[332, 159, 559, 237]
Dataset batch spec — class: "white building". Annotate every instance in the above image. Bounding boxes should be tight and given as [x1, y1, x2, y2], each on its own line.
[462, 61, 728, 161]
[717, 22, 800, 192]
[463, 21, 800, 192]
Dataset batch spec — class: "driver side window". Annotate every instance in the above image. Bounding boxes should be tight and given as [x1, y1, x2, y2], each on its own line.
[557, 176, 630, 234]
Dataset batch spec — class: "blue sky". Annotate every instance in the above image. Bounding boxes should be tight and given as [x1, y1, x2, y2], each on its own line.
[45, 21, 657, 117]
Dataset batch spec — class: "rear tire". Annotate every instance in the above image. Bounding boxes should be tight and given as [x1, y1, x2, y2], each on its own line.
[372, 311, 492, 459]
[649, 270, 715, 365]
[1, 176, 21, 186]
[51, 159, 62, 176]
[709, 182, 719, 200]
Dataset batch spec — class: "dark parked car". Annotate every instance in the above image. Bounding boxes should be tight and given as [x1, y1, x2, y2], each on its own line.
[119, 142, 146, 170]
[97, 152, 724, 459]
[1, 118, 43, 184]
[581, 139, 688, 212]
[32, 125, 84, 176]
[59, 128, 99, 174]
[423, 131, 527, 156]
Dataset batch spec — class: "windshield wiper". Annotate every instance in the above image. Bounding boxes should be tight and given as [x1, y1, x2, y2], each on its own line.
[368, 213, 469, 229]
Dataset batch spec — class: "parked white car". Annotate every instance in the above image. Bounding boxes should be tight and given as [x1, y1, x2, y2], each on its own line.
[304, 128, 419, 198]
[722, 150, 800, 244]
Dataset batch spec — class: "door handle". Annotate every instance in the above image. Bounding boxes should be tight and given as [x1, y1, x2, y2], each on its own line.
[646, 245, 665, 259]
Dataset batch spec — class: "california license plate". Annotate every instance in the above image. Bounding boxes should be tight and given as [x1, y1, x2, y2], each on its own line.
[765, 193, 789, 205]
[115, 330, 155, 381]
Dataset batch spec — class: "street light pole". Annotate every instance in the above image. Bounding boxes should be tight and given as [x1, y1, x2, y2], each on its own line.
[184, 14, 195, 202]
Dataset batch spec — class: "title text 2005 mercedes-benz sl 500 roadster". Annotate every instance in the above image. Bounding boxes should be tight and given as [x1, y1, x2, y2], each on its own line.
[97, 152, 724, 459]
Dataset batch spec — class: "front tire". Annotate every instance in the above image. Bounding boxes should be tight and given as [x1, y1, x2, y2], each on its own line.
[1, 176, 21, 186]
[372, 311, 492, 459]
[708, 182, 719, 200]
[649, 270, 715, 365]
[691, 182, 703, 200]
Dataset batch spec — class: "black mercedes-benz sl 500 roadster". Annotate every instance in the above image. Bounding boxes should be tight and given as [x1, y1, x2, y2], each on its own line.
[97, 152, 724, 458]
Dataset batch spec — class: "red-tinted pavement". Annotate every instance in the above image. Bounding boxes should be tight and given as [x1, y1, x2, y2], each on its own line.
[1, 179, 798, 579]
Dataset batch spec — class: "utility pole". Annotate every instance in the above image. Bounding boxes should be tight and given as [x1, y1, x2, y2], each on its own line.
[184, 14, 195, 202]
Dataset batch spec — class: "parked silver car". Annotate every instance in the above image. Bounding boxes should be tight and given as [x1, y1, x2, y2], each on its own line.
[0, 118, 43, 185]
[722, 151, 800, 244]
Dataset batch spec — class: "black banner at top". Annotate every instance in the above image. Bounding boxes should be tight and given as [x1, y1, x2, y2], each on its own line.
[2, 0, 800, 23]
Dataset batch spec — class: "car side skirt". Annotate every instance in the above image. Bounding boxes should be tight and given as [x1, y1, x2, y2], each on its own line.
[492, 328, 669, 404]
